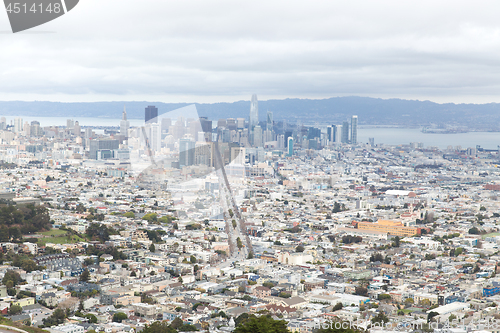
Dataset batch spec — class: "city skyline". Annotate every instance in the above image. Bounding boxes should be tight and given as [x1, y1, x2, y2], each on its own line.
[0, 1, 499, 330]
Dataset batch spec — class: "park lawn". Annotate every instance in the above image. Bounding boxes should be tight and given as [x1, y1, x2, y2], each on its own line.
[39, 229, 67, 237]
[37, 234, 87, 245]
[482, 232, 500, 239]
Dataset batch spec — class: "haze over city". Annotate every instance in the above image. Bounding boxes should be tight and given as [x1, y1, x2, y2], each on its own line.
[0, 2, 499, 333]
[1, 0, 500, 104]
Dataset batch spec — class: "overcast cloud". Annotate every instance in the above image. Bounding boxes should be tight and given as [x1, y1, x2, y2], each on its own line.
[1, 0, 500, 103]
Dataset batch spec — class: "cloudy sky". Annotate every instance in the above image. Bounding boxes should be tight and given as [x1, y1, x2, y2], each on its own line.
[1, 0, 500, 103]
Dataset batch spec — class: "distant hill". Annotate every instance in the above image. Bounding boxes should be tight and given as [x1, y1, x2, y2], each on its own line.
[0, 97, 500, 129]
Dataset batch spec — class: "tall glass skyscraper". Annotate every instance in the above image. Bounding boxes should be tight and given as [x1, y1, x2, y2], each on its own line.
[341, 121, 349, 143]
[351, 115, 358, 144]
[145, 105, 158, 123]
[249, 94, 259, 130]
[287, 137, 294, 156]
[266, 111, 273, 131]
[327, 125, 338, 143]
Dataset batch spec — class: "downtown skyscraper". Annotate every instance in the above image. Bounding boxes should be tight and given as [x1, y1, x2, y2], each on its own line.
[351, 115, 358, 144]
[120, 106, 130, 138]
[341, 121, 349, 143]
[145, 105, 158, 123]
[249, 94, 259, 130]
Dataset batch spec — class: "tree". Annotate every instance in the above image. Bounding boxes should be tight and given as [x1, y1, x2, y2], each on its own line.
[378, 294, 391, 301]
[263, 282, 274, 289]
[392, 236, 400, 247]
[236, 237, 244, 249]
[355, 286, 368, 296]
[332, 302, 343, 311]
[3, 270, 22, 287]
[278, 292, 291, 298]
[234, 314, 289, 333]
[370, 253, 384, 262]
[123, 212, 135, 218]
[78, 300, 84, 312]
[142, 321, 178, 333]
[9, 304, 22, 315]
[427, 311, 439, 323]
[142, 213, 158, 222]
[79, 268, 90, 283]
[84, 258, 95, 266]
[420, 299, 431, 307]
[149, 244, 156, 253]
[235, 313, 251, 327]
[85, 314, 97, 323]
[247, 252, 254, 259]
[42, 308, 66, 327]
[179, 324, 198, 331]
[371, 312, 389, 325]
[171, 317, 184, 330]
[469, 227, 480, 235]
[295, 245, 305, 252]
[112, 312, 128, 323]
[130, 271, 137, 277]
[190, 255, 197, 264]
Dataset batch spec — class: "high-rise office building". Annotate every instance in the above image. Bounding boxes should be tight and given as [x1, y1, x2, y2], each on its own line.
[66, 119, 74, 129]
[179, 139, 195, 167]
[120, 106, 130, 138]
[253, 125, 263, 147]
[277, 134, 285, 149]
[24, 122, 30, 136]
[0, 117, 6, 130]
[145, 106, 158, 123]
[369, 138, 375, 147]
[284, 131, 293, 148]
[249, 94, 258, 130]
[30, 121, 42, 137]
[327, 125, 338, 143]
[149, 123, 161, 152]
[266, 111, 273, 131]
[85, 128, 93, 139]
[307, 127, 321, 140]
[217, 119, 227, 128]
[74, 121, 81, 137]
[351, 115, 358, 144]
[199, 117, 212, 142]
[341, 121, 350, 143]
[287, 137, 294, 156]
[237, 118, 245, 129]
[14, 118, 22, 133]
[227, 118, 237, 131]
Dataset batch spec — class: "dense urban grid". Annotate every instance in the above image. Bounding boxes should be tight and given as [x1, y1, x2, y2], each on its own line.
[0, 96, 498, 333]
